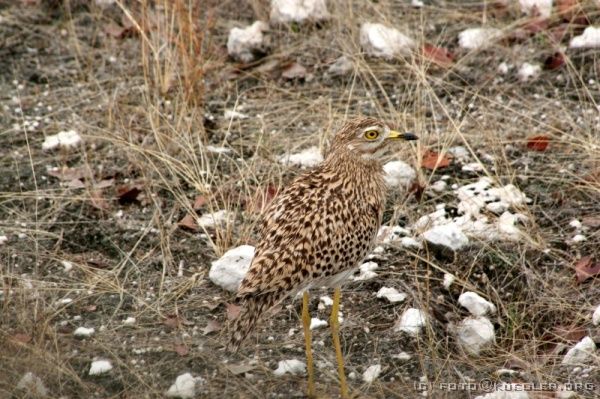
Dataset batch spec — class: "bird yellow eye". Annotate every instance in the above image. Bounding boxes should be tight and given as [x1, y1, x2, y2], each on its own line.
[364, 130, 379, 140]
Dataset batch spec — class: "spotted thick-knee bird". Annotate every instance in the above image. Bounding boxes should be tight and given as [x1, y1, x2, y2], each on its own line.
[229, 116, 417, 398]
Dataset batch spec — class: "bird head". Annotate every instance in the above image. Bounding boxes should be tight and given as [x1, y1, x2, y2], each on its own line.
[330, 117, 418, 161]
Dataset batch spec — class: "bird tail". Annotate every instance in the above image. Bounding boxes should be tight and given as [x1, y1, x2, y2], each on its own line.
[228, 292, 282, 352]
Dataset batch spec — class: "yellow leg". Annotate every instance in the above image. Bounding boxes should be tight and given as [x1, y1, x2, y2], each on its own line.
[330, 287, 349, 398]
[302, 291, 316, 398]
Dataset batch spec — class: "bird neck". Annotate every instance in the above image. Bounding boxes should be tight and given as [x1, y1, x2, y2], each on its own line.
[324, 146, 384, 174]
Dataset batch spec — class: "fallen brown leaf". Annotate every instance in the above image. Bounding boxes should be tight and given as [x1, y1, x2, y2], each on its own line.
[90, 190, 110, 210]
[117, 185, 142, 204]
[526, 135, 550, 151]
[575, 256, 600, 283]
[104, 21, 128, 38]
[544, 52, 565, 70]
[163, 315, 182, 329]
[174, 343, 189, 357]
[281, 62, 307, 80]
[193, 195, 207, 210]
[422, 44, 454, 68]
[47, 166, 86, 181]
[11, 333, 32, 344]
[226, 303, 241, 321]
[178, 214, 198, 231]
[226, 363, 256, 375]
[421, 151, 451, 170]
[95, 179, 115, 190]
[203, 320, 222, 335]
[551, 324, 586, 342]
[582, 215, 600, 228]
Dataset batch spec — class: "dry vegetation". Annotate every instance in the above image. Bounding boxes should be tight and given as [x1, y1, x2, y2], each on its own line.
[1, 0, 600, 398]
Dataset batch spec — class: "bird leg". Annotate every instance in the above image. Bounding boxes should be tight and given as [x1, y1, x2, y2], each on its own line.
[330, 287, 349, 398]
[302, 291, 316, 397]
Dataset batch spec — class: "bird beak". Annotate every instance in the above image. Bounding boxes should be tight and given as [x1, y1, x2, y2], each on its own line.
[388, 131, 418, 141]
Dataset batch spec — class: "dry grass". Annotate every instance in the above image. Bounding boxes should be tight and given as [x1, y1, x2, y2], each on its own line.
[1, 0, 600, 398]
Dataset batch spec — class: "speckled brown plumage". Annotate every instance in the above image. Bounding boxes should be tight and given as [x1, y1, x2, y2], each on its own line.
[230, 117, 415, 349]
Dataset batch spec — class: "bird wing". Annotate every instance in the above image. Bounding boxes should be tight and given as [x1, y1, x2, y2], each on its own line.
[237, 169, 381, 298]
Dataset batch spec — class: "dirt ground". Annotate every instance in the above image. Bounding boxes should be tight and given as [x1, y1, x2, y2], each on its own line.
[1, 0, 600, 398]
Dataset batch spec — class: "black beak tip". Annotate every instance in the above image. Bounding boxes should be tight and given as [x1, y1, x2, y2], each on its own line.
[404, 132, 418, 141]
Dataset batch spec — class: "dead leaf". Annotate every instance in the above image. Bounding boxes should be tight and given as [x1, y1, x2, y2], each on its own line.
[47, 166, 86, 181]
[117, 185, 142, 204]
[203, 320, 222, 335]
[247, 185, 278, 213]
[104, 21, 127, 38]
[178, 214, 198, 231]
[548, 24, 569, 44]
[95, 179, 115, 190]
[82, 305, 97, 313]
[582, 215, 600, 228]
[174, 343, 189, 357]
[193, 195, 207, 210]
[422, 44, 454, 68]
[226, 303, 241, 321]
[11, 333, 32, 344]
[226, 363, 256, 375]
[421, 151, 451, 170]
[526, 135, 550, 151]
[575, 256, 600, 283]
[163, 315, 182, 329]
[90, 190, 110, 210]
[522, 17, 548, 34]
[544, 52, 565, 70]
[67, 179, 86, 189]
[551, 324, 586, 342]
[557, 0, 580, 21]
[281, 62, 307, 80]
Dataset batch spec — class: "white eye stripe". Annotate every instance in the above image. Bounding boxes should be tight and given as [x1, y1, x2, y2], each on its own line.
[363, 125, 381, 133]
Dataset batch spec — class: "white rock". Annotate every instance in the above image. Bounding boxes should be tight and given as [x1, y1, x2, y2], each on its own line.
[442, 273, 455, 289]
[327, 56, 353, 76]
[592, 305, 600, 326]
[518, 0, 553, 18]
[458, 28, 501, 50]
[208, 245, 255, 292]
[309, 317, 328, 330]
[378, 225, 411, 243]
[430, 180, 447, 193]
[74, 326, 95, 337]
[0, 235, 7, 245]
[273, 359, 306, 376]
[392, 352, 411, 360]
[89, 359, 113, 375]
[123, 317, 136, 326]
[319, 295, 333, 307]
[447, 146, 470, 162]
[206, 145, 232, 154]
[42, 130, 82, 150]
[517, 63, 541, 82]
[227, 21, 268, 63]
[561, 336, 596, 365]
[572, 234, 586, 242]
[497, 62, 510, 74]
[270, 0, 329, 23]
[486, 202, 508, 214]
[17, 372, 48, 397]
[352, 261, 378, 281]
[278, 146, 323, 168]
[455, 317, 495, 355]
[570, 26, 600, 49]
[166, 373, 204, 398]
[394, 308, 427, 336]
[458, 292, 496, 316]
[360, 23, 415, 59]
[61, 260, 73, 272]
[223, 109, 249, 120]
[411, 0, 424, 7]
[383, 160, 417, 188]
[362, 364, 381, 383]
[422, 223, 469, 251]
[569, 219, 582, 229]
[474, 382, 530, 399]
[197, 210, 233, 228]
[462, 162, 484, 172]
[376, 287, 407, 303]
[400, 236, 422, 249]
